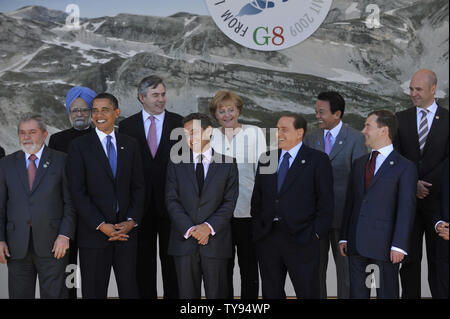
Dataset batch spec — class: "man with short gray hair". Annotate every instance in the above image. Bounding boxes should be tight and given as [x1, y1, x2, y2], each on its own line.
[0, 113, 75, 299]
[119, 75, 183, 299]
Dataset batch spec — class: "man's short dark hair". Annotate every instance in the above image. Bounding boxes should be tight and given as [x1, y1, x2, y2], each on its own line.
[182, 113, 212, 130]
[317, 91, 345, 118]
[138, 75, 166, 98]
[280, 112, 307, 135]
[93, 93, 119, 109]
[368, 109, 398, 141]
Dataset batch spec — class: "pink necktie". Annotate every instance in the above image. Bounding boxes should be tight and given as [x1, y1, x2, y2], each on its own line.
[28, 154, 37, 190]
[147, 115, 157, 158]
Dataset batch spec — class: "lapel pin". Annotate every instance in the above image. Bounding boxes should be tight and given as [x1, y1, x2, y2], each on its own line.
[435, 116, 440, 120]
[301, 160, 306, 164]
[390, 161, 394, 165]
[43, 161, 50, 168]
[339, 141, 343, 145]
[120, 146, 124, 150]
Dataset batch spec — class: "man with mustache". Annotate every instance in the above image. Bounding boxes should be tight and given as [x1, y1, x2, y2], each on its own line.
[0, 113, 75, 298]
[48, 85, 96, 299]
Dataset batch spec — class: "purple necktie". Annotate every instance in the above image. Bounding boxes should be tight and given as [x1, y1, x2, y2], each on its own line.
[147, 115, 157, 158]
[28, 154, 37, 190]
[324, 131, 333, 155]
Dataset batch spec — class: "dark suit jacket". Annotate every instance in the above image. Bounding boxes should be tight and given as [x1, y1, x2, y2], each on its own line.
[0, 147, 75, 259]
[119, 111, 183, 220]
[66, 131, 145, 249]
[433, 158, 449, 261]
[0, 146, 5, 159]
[48, 127, 94, 154]
[340, 150, 418, 262]
[394, 105, 449, 210]
[251, 144, 334, 247]
[304, 124, 368, 229]
[165, 150, 239, 259]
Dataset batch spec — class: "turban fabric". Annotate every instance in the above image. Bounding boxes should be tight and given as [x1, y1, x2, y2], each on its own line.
[65, 86, 97, 114]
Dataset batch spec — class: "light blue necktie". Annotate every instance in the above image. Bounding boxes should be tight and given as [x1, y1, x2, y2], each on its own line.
[277, 152, 291, 193]
[324, 131, 333, 155]
[106, 135, 117, 178]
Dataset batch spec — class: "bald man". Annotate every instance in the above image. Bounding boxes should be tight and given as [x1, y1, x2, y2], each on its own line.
[394, 69, 449, 299]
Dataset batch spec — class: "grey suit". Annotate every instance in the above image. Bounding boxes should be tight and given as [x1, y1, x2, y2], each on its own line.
[0, 147, 75, 298]
[304, 123, 367, 299]
[165, 150, 239, 298]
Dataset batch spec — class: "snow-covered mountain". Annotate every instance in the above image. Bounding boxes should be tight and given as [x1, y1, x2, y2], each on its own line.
[0, 1, 448, 153]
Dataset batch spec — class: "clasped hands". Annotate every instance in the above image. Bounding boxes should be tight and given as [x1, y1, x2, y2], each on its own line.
[188, 223, 211, 246]
[436, 221, 449, 241]
[99, 220, 136, 242]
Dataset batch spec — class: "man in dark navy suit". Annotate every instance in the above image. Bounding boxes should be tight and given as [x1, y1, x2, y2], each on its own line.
[67, 93, 145, 299]
[340, 110, 417, 299]
[251, 113, 334, 299]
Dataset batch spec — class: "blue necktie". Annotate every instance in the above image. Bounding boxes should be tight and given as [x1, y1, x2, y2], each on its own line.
[106, 135, 117, 178]
[277, 152, 291, 193]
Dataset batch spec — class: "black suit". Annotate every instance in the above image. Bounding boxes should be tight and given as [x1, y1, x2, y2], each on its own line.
[48, 126, 93, 299]
[394, 105, 449, 298]
[118, 110, 183, 299]
[433, 159, 449, 298]
[251, 144, 334, 299]
[67, 131, 145, 299]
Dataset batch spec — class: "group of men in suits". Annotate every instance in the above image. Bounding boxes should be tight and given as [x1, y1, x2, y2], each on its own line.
[0, 69, 448, 299]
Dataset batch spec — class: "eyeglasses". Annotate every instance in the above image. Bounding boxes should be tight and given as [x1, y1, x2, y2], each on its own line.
[70, 108, 91, 115]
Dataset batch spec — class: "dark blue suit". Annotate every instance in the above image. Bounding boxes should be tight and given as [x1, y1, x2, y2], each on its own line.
[340, 149, 417, 298]
[251, 144, 334, 298]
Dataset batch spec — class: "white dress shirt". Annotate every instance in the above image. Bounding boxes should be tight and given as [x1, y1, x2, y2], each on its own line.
[142, 109, 165, 149]
[278, 141, 302, 171]
[95, 127, 117, 158]
[340, 144, 408, 255]
[416, 101, 438, 134]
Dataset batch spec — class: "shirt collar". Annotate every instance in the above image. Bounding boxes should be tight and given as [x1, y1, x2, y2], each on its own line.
[95, 127, 116, 143]
[416, 100, 438, 115]
[25, 143, 45, 160]
[142, 109, 165, 122]
[193, 146, 212, 163]
[372, 144, 394, 158]
[324, 120, 343, 138]
[281, 141, 302, 161]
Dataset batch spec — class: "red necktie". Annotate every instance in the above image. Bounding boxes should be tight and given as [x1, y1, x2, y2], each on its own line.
[365, 151, 379, 192]
[28, 154, 37, 190]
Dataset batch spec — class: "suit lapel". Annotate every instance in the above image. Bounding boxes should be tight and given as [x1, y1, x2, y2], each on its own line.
[155, 112, 172, 159]
[115, 132, 125, 181]
[89, 132, 114, 181]
[30, 146, 51, 194]
[202, 150, 221, 192]
[367, 151, 397, 191]
[328, 124, 348, 161]
[135, 113, 153, 160]
[314, 131, 325, 152]
[184, 151, 198, 194]
[14, 151, 30, 193]
[278, 146, 308, 196]
[422, 105, 444, 156]
[406, 107, 421, 157]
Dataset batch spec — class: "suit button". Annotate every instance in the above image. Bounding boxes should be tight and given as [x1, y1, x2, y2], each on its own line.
[275, 200, 279, 203]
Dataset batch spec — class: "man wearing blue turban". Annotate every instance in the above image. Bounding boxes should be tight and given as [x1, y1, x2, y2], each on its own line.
[48, 85, 96, 299]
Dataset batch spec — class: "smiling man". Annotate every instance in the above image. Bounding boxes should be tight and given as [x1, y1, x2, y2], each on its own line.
[67, 93, 145, 299]
[251, 113, 334, 299]
[0, 113, 75, 299]
[304, 91, 367, 299]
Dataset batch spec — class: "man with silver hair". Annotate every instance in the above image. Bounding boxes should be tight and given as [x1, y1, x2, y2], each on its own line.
[0, 113, 75, 299]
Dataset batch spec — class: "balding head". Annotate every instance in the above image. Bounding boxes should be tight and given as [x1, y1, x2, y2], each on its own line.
[409, 69, 437, 108]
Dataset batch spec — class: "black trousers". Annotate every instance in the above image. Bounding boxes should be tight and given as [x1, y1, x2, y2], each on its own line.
[256, 221, 320, 299]
[8, 231, 68, 299]
[173, 250, 229, 299]
[79, 242, 139, 299]
[399, 201, 438, 298]
[226, 217, 259, 299]
[348, 254, 400, 299]
[136, 213, 178, 299]
[66, 237, 78, 299]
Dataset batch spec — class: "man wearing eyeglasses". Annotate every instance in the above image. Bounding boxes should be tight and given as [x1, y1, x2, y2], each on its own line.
[48, 86, 96, 299]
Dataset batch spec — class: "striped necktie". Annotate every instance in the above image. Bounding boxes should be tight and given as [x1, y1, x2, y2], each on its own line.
[418, 109, 429, 154]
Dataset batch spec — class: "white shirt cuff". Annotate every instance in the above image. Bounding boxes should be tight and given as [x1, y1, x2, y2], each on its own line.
[204, 222, 216, 236]
[184, 226, 195, 239]
[96, 222, 105, 231]
[391, 246, 407, 255]
[339, 240, 347, 244]
[435, 220, 445, 232]
[58, 234, 70, 240]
